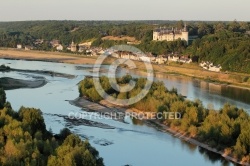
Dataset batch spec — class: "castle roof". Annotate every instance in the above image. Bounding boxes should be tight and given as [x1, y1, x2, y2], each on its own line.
[154, 25, 187, 34]
[154, 27, 184, 34]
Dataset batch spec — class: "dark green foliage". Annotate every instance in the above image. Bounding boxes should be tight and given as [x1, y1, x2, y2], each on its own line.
[78, 77, 102, 102]
[188, 30, 250, 73]
[58, 128, 72, 141]
[137, 39, 187, 55]
[79, 76, 183, 112]
[92, 39, 127, 49]
[0, 21, 155, 48]
[0, 89, 104, 166]
[79, 75, 250, 162]
[47, 135, 103, 166]
[0, 88, 6, 109]
[18, 107, 47, 136]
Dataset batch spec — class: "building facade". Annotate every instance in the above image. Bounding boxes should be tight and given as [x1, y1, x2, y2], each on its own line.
[56, 44, 64, 51]
[153, 25, 189, 44]
[17, 44, 22, 49]
[71, 41, 77, 52]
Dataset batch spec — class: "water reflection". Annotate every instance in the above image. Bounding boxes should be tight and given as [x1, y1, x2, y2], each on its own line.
[199, 148, 233, 166]
[221, 86, 250, 104]
[147, 73, 250, 113]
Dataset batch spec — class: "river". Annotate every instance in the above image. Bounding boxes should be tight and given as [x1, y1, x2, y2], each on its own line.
[1, 59, 250, 166]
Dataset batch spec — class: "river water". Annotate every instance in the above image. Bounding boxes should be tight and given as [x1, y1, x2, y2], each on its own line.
[1, 59, 250, 166]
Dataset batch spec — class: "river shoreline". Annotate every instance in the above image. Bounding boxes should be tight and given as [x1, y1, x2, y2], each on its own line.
[1, 49, 250, 91]
[2, 52, 250, 165]
[71, 97, 250, 166]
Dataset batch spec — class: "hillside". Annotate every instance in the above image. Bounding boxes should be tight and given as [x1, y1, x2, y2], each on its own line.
[187, 30, 250, 73]
[0, 20, 250, 73]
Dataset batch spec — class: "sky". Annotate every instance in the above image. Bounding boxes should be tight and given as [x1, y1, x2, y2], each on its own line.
[0, 0, 249, 21]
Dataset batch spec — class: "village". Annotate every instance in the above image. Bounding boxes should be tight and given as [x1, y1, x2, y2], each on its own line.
[14, 25, 221, 72]
[17, 40, 223, 72]
[16, 39, 196, 65]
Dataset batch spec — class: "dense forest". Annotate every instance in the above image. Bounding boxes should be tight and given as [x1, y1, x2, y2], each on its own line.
[0, 88, 104, 166]
[0, 21, 155, 49]
[79, 75, 250, 163]
[0, 20, 250, 73]
[187, 30, 250, 73]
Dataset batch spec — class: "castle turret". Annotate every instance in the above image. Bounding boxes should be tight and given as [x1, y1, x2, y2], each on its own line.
[183, 23, 187, 32]
[182, 24, 189, 45]
[71, 41, 77, 52]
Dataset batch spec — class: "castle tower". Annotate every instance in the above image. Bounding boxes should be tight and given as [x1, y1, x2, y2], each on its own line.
[71, 41, 77, 52]
[183, 23, 187, 32]
[153, 28, 160, 41]
[182, 23, 189, 45]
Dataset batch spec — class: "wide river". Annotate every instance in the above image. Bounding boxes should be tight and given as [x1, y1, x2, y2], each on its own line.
[1, 59, 250, 166]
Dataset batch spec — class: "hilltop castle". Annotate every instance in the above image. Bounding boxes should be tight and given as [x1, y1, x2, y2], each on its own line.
[153, 24, 189, 44]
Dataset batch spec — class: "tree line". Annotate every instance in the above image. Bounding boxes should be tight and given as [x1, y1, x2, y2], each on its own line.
[79, 75, 250, 163]
[0, 20, 250, 73]
[0, 88, 104, 166]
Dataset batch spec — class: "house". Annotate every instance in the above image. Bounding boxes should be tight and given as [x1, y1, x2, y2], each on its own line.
[86, 49, 92, 54]
[78, 42, 92, 49]
[209, 65, 222, 72]
[17, 44, 22, 49]
[56, 44, 63, 51]
[179, 56, 192, 63]
[91, 51, 98, 56]
[78, 46, 85, 53]
[200, 61, 222, 72]
[150, 55, 167, 64]
[168, 55, 179, 62]
[156, 56, 168, 64]
[34, 39, 44, 45]
[50, 40, 60, 47]
[25, 46, 34, 50]
[98, 50, 105, 55]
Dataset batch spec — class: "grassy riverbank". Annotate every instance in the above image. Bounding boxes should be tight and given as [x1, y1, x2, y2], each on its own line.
[1, 48, 250, 90]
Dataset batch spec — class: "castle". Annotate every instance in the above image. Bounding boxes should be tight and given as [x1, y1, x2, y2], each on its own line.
[153, 24, 189, 44]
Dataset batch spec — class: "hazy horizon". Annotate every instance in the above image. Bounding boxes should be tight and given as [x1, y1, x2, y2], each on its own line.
[0, 0, 249, 22]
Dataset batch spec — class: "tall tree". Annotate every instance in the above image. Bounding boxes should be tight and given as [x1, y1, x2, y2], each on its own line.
[0, 88, 6, 109]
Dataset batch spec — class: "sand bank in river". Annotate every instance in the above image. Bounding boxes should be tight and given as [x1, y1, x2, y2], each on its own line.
[1, 48, 250, 90]
[10, 68, 75, 79]
[0, 77, 47, 90]
[69, 97, 126, 123]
